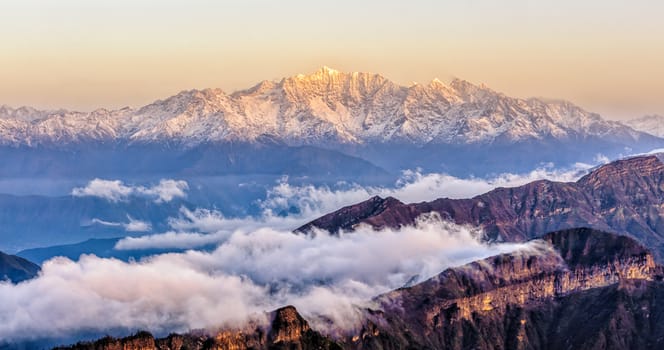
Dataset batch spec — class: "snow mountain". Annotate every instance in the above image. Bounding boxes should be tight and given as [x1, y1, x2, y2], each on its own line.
[0, 67, 662, 176]
[0, 66, 652, 147]
[626, 115, 664, 138]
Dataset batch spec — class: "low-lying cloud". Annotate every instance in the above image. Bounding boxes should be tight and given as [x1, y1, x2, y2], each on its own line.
[90, 216, 152, 233]
[114, 163, 594, 251]
[71, 179, 133, 202]
[17, 162, 603, 343]
[259, 163, 592, 219]
[0, 217, 529, 342]
[72, 179, 188, 203]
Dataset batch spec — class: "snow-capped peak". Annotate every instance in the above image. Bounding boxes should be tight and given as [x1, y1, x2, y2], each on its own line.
[626, 115, 664, 138]
[0, 68, 654, 147]
[320, 65, 340, 75]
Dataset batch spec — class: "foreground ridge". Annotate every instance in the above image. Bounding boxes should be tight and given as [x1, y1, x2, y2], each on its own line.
[55, 228, 664, 350]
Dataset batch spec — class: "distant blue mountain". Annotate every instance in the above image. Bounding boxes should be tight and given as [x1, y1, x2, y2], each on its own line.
[0, 251, 39, 283]
[16, 238, 218, 264]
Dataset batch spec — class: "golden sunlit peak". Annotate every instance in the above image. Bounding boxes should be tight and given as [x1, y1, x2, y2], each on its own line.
[319, 66, 340, 75]
[430, 78, 446, 86]
[294, 66, 342, 80]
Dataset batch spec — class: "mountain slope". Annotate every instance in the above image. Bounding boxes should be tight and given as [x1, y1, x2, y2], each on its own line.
[0, 143, 389, 178]
[0, 251, 40, 283]
[356, 228, 663, 350]
[298, 154, 664, 260]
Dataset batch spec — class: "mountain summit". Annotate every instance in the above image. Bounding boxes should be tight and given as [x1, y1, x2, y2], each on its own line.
[0, 67, 655, 147]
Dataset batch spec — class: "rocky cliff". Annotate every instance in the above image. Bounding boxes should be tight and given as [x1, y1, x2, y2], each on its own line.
[350, 228, 662, 349]
[298, 154, 664, 260]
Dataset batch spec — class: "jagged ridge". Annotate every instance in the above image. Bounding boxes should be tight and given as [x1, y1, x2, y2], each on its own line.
[0, 67, 655, 147]
[298, 154, 664, 260]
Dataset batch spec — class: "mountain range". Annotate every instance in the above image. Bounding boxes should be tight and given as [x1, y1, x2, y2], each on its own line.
[1, 67, 663, 176]
[4, 68, 664, 349]
[299, 153, 664, 260]
[0, 66, 651, 147]
[5, 153, 664, 349]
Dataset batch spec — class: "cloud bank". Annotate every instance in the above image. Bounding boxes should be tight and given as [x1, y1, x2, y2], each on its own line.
[0, 217, 529, 341]
[72, 179, 188, 203]
[113, 163, 593, 251]
[24, 162, 600, 343]
[259, 163, 592, 218]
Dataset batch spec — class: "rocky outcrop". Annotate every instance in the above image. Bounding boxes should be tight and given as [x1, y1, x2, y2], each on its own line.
[0, 250, 40, 283]
[56, 306, 341, 350]
[298, 154, 664, 260]
[57, 331, 157, 350]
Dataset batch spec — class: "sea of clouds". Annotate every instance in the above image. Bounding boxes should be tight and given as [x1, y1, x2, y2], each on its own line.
[0, 161, 601, 343]
[0, 217, 530, 341]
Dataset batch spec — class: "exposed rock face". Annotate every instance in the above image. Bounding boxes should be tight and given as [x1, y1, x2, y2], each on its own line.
[56, 306, 341, 350]
[56, 331, 157, 350]
[298, 154, 664, 260]
[349, 228, 664, 349]
[0, 251, 40, 283]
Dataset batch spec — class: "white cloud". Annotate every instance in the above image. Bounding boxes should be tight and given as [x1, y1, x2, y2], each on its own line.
[124, 217, 152, 232]
[34, 162, 606, 342]
[136, 179, 189, 203]
[71, 179, 133, 202]
[90, 216, 152, 233]
[629, 148, 664, 157]
[593, 153, 610, 164]
[255, 163, 592, 222]
[116, 231, 225, 250]
[0, 217, 531, 341]
[71, 179, 188, 203]
[113, 163, 594, 251]
[165, 206, 311, 236]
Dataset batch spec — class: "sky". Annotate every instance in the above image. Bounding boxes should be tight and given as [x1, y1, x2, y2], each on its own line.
[0, 0, 663, 120]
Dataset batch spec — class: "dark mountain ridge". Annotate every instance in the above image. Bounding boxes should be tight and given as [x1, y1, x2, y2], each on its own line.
[0, 251, 40, 283]
[298, 154, 664, 260]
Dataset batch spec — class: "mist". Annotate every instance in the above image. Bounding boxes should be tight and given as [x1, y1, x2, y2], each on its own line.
[71, 179, 188, 203]
[0, 162, 602, 342]
[0, 216, 529, 342]
[112, 163, 593, 251]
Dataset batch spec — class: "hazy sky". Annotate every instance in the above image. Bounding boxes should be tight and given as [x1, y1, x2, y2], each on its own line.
[1, 0, 663, 120]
